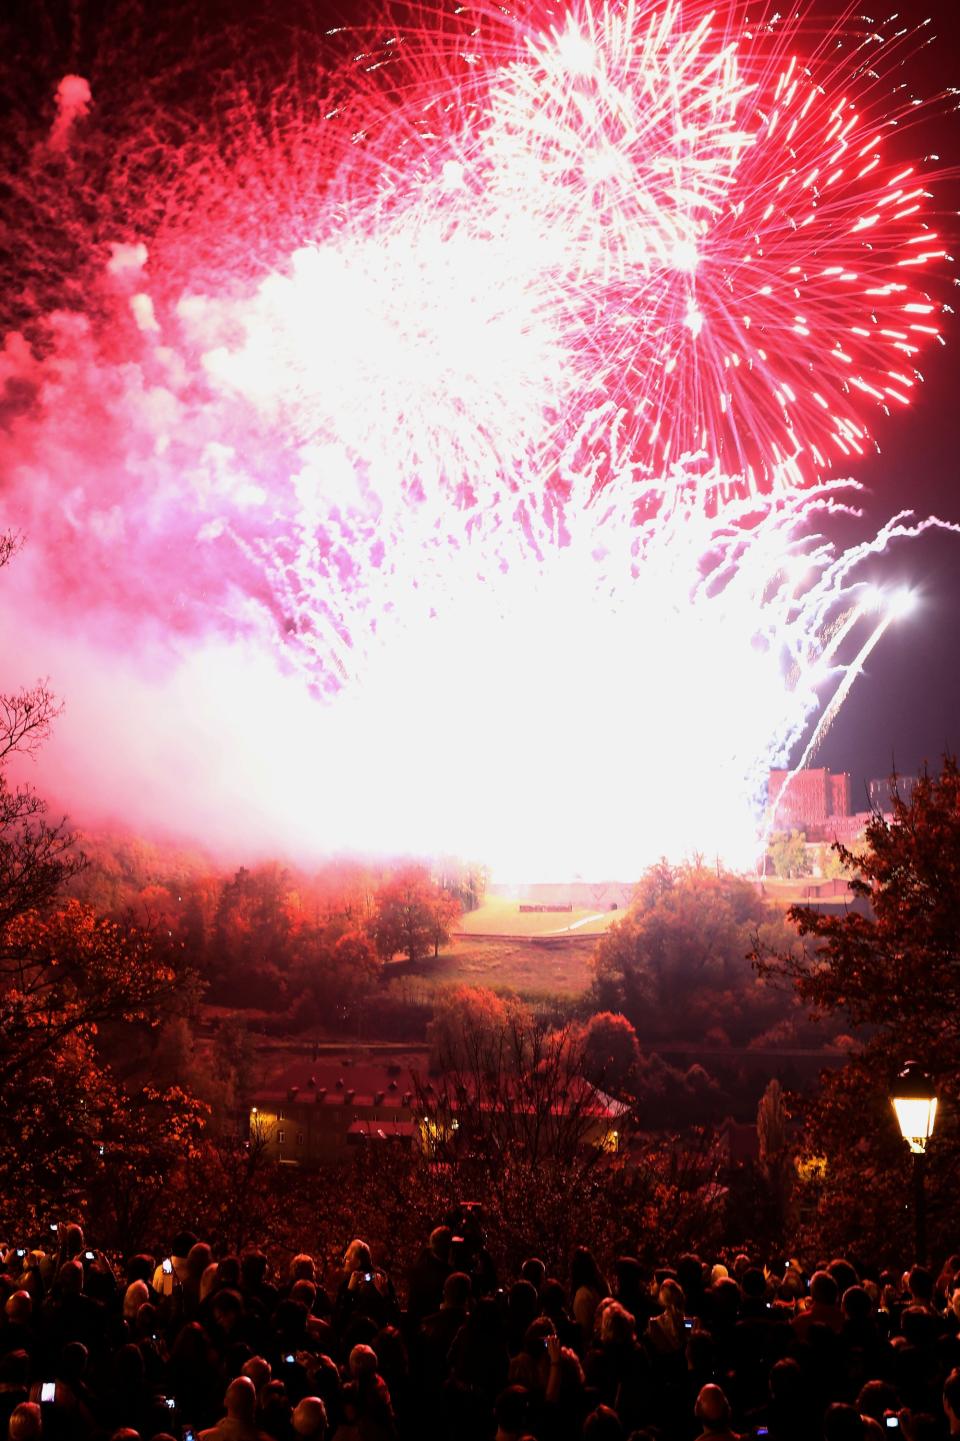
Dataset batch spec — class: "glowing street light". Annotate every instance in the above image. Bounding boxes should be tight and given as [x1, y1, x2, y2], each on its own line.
[891, 1061, 938, 1263]
[892, 1061, 938, 1153]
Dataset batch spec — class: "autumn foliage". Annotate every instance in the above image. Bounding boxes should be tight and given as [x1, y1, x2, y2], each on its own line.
[754, 759, 960, 1259]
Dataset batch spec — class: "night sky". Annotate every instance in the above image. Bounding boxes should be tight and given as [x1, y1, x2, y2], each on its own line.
[813, 0, 960, 797]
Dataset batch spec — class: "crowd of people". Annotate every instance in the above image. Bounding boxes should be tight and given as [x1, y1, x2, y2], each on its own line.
[3, 1213, 960, 1441]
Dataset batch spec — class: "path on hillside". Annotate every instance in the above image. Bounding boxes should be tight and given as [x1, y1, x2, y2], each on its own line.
[545, 911, 606, 934]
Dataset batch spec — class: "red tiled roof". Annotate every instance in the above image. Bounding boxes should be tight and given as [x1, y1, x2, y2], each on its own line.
[253, 1059, 420, 1106]
[253, 1059, 626, 1121]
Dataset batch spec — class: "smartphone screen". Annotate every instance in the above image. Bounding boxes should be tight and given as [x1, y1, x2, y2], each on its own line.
[162, 1258, 173, 1275]
[41, 1382, 56, 1404]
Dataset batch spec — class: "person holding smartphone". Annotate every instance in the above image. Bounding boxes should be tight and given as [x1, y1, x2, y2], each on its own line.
[334, 1240, 399, 1334]
[152, 1232, 197, 1298]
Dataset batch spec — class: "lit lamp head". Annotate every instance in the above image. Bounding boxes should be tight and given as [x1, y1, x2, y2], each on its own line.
[891, 1060, 938, 1155]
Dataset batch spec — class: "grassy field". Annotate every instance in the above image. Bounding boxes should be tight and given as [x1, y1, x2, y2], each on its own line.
[388, 933, 598, 1002]
[455, 896, 621, 938]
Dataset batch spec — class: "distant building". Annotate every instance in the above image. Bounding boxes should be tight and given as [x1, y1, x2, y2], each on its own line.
[817, 811, 874, 845]
[767, 767, 852, 831]
[868, 775, 917, 812]
[766, 765, 920, 846]
[250, 1061, 418, 1166]
[830, 772, 852, 818]
[249, 1057, 626, 1166]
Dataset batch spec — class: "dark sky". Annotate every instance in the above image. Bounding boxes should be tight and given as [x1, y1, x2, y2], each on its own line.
[815, 371, 960, 801]
[790, 0, 960, 796]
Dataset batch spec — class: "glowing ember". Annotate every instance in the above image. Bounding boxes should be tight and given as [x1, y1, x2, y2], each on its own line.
[0, 0, 956, 877]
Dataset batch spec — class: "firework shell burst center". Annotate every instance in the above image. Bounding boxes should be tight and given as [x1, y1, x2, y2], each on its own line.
[0, 0, 956, 876]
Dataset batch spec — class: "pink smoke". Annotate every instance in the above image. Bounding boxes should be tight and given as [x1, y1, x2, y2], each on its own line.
[48, 75, 92, 153]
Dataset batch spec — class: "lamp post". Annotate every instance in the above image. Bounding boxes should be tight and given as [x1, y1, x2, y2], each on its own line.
[891, 1060, 938, 1265]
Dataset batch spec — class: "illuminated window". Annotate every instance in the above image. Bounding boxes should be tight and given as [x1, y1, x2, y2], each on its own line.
[296, 1133, 304, 1146]
[277, 1130, 286, 1144]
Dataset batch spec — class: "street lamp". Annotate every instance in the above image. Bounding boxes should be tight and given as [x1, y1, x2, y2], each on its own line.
[891, 1060, 938, 1264]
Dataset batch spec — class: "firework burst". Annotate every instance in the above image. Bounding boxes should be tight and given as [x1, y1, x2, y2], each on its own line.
[0, 0, 956, 874]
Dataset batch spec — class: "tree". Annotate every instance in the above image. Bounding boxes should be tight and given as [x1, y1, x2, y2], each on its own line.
[331, 928, 380, 983]
[592, 861, 797, 1045]
[0, 534, 207, 1235]
[427, 984, 510, 1071]
[369, 866, 444, 963]
[815, 843, 850, 881]
[211, 1013, 257, 1112]
[768, 830, 812, 880]
[753, 759, 960, 1258]
[581, 1011, 640, 1095]
[756, 1078, 793, 1240]
[83, 1080, 208, 1251]
[286, 926, 381, 1031]
[427, 886, 462, 958]
[417, 997, 629, 1174]
[0, 900, 207, 1233]
[209, 863, 297, 1001]
[0, 536, 83, 929]
[435, 857, 489, 914]
[756, 759, 960, 1047]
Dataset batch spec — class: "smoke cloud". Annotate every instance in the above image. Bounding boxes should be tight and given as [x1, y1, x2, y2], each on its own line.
[48, 75, 93, 153]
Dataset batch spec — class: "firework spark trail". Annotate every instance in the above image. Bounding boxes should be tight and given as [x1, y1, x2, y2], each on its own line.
[311, 0, 953, 512]
[0, 0, 956, 874]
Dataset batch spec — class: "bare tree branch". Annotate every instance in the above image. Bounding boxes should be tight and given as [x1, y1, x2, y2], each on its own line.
[0, 683, 62, 763]
[0, 532, 22, 572]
